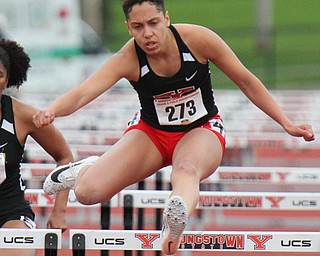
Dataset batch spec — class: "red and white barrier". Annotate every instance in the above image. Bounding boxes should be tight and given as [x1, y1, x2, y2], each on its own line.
[69, 229, 320, 252]
[118, 190, 320, 210]
[25, 189, 117, 208]
[0, 229, 61, 249]
[21, 163, 320, 184]
[25, 188, 320, 210]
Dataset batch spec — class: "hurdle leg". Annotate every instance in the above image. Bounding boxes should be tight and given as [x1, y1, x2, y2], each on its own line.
[44, 233, 59, 256]
[137, 181, 145, 256]
[155, 172, 163, 256]
[101, 201, 111, 256]
[123, 195, 133, 256]
[72, 233, 86, 256]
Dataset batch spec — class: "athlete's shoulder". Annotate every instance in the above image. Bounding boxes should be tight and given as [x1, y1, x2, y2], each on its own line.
[116, 38, 136, 59]
[11, 97, 36, 124]
[114, 38, 139, 81]
[173, 23, 215, 37]
[11, 96, 34, 112]
[172, 24, 220, 48]
[172, 24, 220, 63]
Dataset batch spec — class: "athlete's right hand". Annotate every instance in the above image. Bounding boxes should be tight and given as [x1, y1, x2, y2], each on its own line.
[33, 110, 55, 128]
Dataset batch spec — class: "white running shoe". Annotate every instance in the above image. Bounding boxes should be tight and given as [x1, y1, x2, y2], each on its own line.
[43, 156, 99, 195]
[162, 196, 188, 255]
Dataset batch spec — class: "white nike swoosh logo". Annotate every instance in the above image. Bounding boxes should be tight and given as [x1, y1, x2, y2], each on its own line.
[0, 143, 8, 149]
[185, 71, 198, 82]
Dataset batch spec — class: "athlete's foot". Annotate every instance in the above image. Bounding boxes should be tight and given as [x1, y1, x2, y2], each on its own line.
[161, 196, 188, 255]
[43, 156, 99, 195]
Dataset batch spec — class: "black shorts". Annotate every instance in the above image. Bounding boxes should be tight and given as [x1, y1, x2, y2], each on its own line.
[0, 203, 35, 228]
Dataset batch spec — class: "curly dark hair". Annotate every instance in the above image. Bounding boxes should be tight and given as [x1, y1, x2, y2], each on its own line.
[0, 39, 31, 88]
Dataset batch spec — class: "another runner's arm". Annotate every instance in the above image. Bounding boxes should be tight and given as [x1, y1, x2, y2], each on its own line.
[15, 98, 74, 232]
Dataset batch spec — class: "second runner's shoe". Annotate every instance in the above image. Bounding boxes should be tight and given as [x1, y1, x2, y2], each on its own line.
[43, 156, 99, 195]
[162, 196, 188, 255]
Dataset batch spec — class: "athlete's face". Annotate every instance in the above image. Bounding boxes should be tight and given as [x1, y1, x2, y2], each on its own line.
[126, 2, 170, 55]
[0, 61, 8, 93]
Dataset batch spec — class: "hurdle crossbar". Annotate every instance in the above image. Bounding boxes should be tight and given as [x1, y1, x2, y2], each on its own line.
[69, 229, 320, 252]
[25, 189, 320, 210]
[21, 163, 56, 180]
[21, 163, 320, 184]
[0, 228, 61, 249]
[156, 166, 320, 184]
[118, 190, 320, 210]
[25, 189, 117, 207]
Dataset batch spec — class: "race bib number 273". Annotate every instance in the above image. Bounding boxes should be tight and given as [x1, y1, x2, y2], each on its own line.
[154, 88, 208, 125]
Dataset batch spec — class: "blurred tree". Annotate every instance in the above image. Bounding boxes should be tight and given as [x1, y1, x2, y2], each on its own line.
[102, 0, 112, 44]
[0, 13, 9, 39]
[255, 0, 274, 53]
[80, 0, 104, 38]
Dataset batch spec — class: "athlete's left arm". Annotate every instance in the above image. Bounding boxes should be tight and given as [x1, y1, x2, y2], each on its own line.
[30, 113, 73, 231]
[184, 24, 314, 141]
[46, 189, 70, 232]
[15, 98, 74, 231]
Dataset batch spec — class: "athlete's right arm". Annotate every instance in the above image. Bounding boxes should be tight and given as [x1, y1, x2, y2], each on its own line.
[33, 40, 137, 128]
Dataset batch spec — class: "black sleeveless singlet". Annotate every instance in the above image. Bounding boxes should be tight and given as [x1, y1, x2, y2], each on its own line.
[0, 95, 34, 223]
[129, 25, 219, 132]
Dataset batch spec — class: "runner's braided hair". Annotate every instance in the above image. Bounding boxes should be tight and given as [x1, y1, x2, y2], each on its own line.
[0, 38, 31, 88]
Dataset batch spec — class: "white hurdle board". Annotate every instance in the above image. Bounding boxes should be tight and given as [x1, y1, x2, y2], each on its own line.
[21, 163, 320, 184]
[0, 229, 61, 249]
[119, 190, 320, 210]
[157, 166, 320, 184]
[69, 229, 320, 252]
[25, 189, 118, 208]
[25, 189, 320, 210]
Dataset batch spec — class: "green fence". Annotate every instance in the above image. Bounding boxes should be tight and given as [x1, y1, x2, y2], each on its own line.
[103, 0, 320, 89]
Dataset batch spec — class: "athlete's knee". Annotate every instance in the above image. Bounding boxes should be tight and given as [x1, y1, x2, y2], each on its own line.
[74, 186, 93, 205]
[74, 183, 113, 205]
[171, 160, 200, 181]
[74, 183, 105, 205]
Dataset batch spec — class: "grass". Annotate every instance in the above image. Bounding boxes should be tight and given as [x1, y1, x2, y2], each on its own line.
[104, 0, 320, 89]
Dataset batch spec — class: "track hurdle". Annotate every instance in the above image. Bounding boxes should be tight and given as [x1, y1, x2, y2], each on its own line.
[155, 165, 320, 184]
[69, 229, 320, 253]
[117, 189, 320, 255]
[118, 190, 320, 210]
[25, 189, 118, 208]
[25, 189, 118, 256]
[21, 164, 320, 255]
[0, 228, 61, 256]
[21, 163, 320, 184]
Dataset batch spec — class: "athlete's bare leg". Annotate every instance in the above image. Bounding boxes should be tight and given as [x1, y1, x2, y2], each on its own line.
[161, 128, 223, 254]
[74, 129, 164, 205]
[171, 128, 223, 216]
